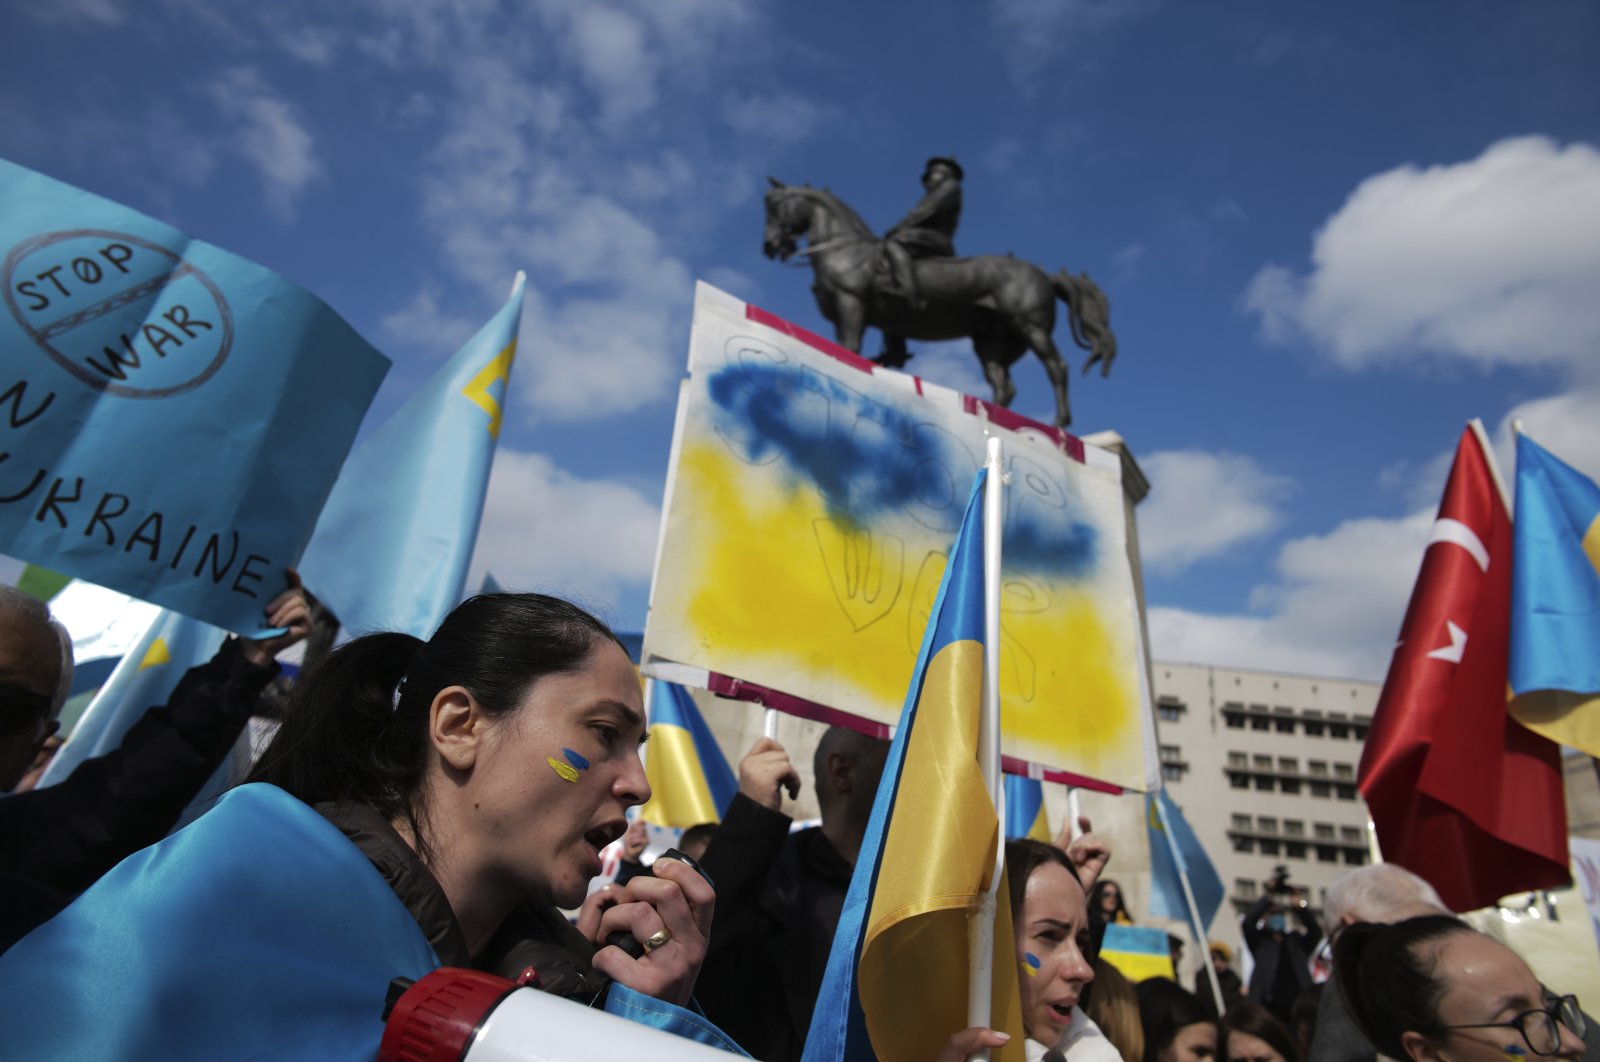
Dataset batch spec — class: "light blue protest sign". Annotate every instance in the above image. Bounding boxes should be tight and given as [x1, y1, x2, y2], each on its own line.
[0, 158, 389, 633]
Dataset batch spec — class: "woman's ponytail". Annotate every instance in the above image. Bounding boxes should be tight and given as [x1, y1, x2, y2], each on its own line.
[249, 631, 426, 821]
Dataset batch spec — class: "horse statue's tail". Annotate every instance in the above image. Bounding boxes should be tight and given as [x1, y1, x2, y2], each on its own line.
[1052, 270, 1118, 378]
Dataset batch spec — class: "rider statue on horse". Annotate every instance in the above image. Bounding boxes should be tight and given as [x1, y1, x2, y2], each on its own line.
[762, 159, 1117, 429]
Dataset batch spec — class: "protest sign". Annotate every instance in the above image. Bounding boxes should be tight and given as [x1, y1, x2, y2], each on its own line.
[0, 158, 388, 632]
[643, 282, 1157, 792]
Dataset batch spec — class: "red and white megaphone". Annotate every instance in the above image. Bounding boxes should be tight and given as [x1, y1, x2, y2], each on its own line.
[379, 967, 736, 1062]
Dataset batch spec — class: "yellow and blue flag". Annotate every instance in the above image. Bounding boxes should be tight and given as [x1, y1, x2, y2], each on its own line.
[298, 276, 525, 638]
[1146, 790, 1224, 931]
[1509, 434, 1600, 758]
[802, 467, 1024, 1062]
[1004, 775, 1050, 842]
[638, 681, 738, 828]
[37, 606, 226, 788]
[1099, 924, 1175, 982]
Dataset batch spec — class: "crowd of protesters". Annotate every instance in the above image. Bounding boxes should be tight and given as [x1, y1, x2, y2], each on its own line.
[0, 585, 1591, 1060]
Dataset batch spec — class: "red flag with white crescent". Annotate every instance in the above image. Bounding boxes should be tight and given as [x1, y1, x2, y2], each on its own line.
[1358, 424, 1568, 911]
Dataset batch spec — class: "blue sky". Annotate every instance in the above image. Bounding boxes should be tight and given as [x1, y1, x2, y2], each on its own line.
[3, 0, 1596, 680]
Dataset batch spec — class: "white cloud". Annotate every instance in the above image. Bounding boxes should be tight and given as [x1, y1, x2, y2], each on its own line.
[274, 24, 341, 65]
[1111, 242, 1146, 282]
[381, 288, 481, 356]
[208, 68, 322, 218]
[21, 0, 124, 25]
[990, 0, 1157, 83]
[902, 339, 992, 399]
[1495, 387, 1600, 484]
[1151, 508, 1434, 680]
[469, 450, 661, 611]
[1245, 136, 1600, 373]
[1138, 451, 1293, 574]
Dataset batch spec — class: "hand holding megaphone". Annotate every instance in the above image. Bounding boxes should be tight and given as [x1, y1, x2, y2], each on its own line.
[580, 850, 716, 1009]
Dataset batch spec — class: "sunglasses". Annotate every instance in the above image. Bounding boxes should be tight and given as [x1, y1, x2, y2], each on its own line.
[0, 683, 55, 737]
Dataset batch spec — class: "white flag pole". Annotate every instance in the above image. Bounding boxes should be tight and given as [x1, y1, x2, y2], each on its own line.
[968, 436, 1007, 1056]
[1155, 793, 1225, 1015]
[763, 708, 779, 741]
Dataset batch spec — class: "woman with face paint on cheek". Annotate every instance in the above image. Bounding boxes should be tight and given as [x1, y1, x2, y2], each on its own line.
[0, 594, 747, 1057]
[939, 840, 1113, 1062]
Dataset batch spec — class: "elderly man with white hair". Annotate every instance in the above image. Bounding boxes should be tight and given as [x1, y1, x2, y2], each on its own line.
[0, 579, 309, 951]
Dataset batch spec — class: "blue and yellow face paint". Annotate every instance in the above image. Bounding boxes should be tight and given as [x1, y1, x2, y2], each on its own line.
[1503, 1045, 1527, 1062]
[547, 747, 589, 784]
[1022, 952, 1041, 977]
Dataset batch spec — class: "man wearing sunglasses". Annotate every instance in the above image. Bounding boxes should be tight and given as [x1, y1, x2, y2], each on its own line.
[1, 578, 311, 951]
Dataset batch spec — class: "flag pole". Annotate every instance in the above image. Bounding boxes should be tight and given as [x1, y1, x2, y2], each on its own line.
[968, 436, 1006, 1056]
[1155, 793, 1226, 1015]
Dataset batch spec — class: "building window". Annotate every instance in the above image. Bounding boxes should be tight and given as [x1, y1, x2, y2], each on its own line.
[1258, 816, 1278, 834]
[1284, 819, 1304, 837]
[1304, 721, 1325, 737]
[1160, 744, 1183, 763]
[1231, 814, 1252, 831]
[1162, 763, 1184, 782]
[1254, 776, 1275, 792]
[1333, 763, 1355, 780]
[1274, 716, 1296, 734]
[1260, 839, 1281, 856]
[1157, 697, 1185, 723]
[1317, 845, 1338, 862]
[1340, 826, 1363, 844]
[1308, 760, 1329, 777]
[1342, 848, 1367, 865]
[1253, 754, 1273, 770]
[1336, 784, 1358, 801]
[1354, 724, 1369, 740]
[1278, 757, 1299, 774]
[1251, 716, 1271, 732]
[1353, 715, 1372, 741]
[1226, 715, 1245, 729]
[1328, 712, 1351, 739]
[1228, 752, 1248, 768]
[1233, 836, 1255, 853]
[1280, 779, 1302, 795]
[1314, 823, 1335, 840]
[1236, 878, 1257, 900]
[1286, 842, 1307, 859]
[1310, 781, 1331, 798]
[1229, 773, 1250, 790]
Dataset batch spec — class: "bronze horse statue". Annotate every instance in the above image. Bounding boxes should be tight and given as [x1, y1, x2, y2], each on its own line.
[762, 178, 1116, 428]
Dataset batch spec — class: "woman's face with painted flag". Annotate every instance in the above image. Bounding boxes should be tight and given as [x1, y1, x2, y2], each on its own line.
[1015, 860, 1095, 1044]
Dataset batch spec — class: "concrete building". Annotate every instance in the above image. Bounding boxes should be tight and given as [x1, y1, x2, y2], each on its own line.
[1150, 659, 1378, 939]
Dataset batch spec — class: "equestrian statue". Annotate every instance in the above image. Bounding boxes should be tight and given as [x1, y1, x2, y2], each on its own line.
[763, 157, 1117, 429]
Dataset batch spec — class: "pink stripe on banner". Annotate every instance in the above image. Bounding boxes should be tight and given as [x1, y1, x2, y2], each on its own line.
[706, 671, 893, 739]
[744, 303, 877, 374]
[1002, 754, 1124, 795]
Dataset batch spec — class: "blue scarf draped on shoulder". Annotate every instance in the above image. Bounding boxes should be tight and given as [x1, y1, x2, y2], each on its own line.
[0, 783, 440, 1060]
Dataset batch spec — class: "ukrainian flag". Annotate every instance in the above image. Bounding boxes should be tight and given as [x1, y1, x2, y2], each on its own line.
[638, 681, 739, 827]
[1004, 775, 1050, 842]
[299, 275, 525, 639]
[1099, 924, 1174, 982]
[1509, 434, 1600, 758]
[802, 467, 1024, 1062]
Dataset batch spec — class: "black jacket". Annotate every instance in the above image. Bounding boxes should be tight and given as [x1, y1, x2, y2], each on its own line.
[0, 638, 276, 951]
[316, 800, 606, 1000]
[1242, 894, 1320, 1022]
[695, 793, 854, 1062]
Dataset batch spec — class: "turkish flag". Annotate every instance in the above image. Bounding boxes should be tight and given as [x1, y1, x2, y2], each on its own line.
[1359, 424, 1569, 912]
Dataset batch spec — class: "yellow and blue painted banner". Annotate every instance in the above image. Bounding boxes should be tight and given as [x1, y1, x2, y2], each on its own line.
[802, 467, 1024, 1062]
[1146, 789, 1224, 931]
[1004, 774, 1050, 841]
[1099, 924, 1175, 983]
[0, 158, 388, 634]
[1509, 434, 1600, 758]
[645, 283, 1155, 792]
[639, 681, 739, 828]
[299, 276, 524, 638]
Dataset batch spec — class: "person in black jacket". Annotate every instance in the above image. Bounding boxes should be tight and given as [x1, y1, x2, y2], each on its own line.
[0, 576, 310, 950]
[695, 726, 885, 1062]
[1243, 868, 1320, 1025]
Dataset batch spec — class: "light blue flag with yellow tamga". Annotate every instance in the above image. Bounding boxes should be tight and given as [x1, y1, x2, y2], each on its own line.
[639, 681, 738, 828]
[0, 158, 388, 634]
[37, 605, 226, 788]
[299, 276, 525, 638]
[1146, 789, 1224, 931]
[1003, 774, 1050, 841]
[802, 466, 1025, 1062]
[1509, 433, 1600, 758]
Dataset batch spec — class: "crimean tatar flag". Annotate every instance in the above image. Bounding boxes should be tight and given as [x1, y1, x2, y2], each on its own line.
[298, 275, 526, 638]
[1359, 423, 1568, 911]
[638, 681, 738, 828]
[1146, 790, 1224, 932]
[1509, 434, 1600, 758]
[802, 467, 1024, 1062]
[1004, 775, 1050, 842]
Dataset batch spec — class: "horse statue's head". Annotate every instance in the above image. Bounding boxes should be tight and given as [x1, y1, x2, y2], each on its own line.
[762, 177, 811, 262]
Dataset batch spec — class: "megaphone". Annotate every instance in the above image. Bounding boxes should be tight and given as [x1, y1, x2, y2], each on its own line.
[379, 967, 737, 1061]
